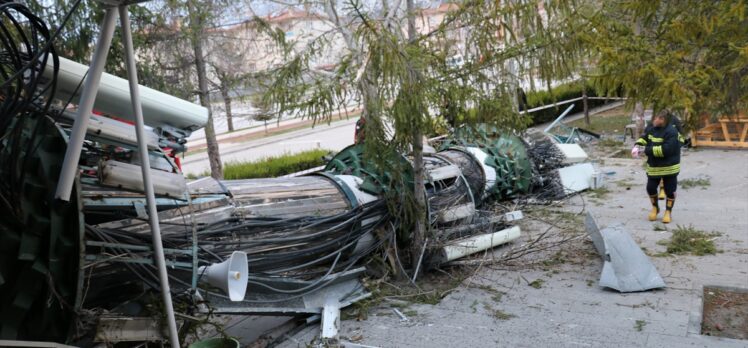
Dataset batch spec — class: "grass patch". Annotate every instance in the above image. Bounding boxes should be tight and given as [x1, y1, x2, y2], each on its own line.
[198, 149, 331, 180]
[635, 320, 647, 332]
[402, 310, 418, 317]
[656, 225, 721, 256]
[528, 279, 545, 289]
[470, 284, 505, 302]
[470, 300, 479, 313]
[542, 251, 567, 267]
[483, 303, 515, 320]
[614, 179, 635, 189]
[680, 176, 711, 190]
[588, 187, 611, 199]
[598, 138, 625, 148]
[568, 112, 631, 135]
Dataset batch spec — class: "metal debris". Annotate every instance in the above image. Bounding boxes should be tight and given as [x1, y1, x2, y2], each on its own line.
[320, 297, 341, 340]
[392, 308, 409, 322]
[586, 213, 666, 292]
[544, 105, 601, 144]
[0, 12, 603, 341]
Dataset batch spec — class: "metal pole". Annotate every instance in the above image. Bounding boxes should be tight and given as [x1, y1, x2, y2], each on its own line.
[119, 6, 180, 347]
[543, 104, 575, 134]
[55, 8, 118, 201]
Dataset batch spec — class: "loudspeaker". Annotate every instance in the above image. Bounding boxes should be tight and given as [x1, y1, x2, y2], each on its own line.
[198, 251, 248, 301]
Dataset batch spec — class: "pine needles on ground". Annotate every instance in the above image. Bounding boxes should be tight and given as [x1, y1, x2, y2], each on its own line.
[657, 225, 721, 256]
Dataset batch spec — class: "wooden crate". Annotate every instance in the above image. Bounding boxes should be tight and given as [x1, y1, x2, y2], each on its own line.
[691, 112, 748, 149]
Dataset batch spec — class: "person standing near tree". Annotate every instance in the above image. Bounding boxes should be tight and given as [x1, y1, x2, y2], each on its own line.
[632, 110, 681, 223]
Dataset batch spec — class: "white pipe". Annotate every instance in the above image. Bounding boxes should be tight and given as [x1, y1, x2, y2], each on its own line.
[55, 8, 118, 201]
[441, 226, 521, 262]
[119, 6, 180, 347]
[46, 57, 208, 132]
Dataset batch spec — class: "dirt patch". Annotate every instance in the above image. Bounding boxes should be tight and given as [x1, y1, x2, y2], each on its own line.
[701, 286, 748, 340]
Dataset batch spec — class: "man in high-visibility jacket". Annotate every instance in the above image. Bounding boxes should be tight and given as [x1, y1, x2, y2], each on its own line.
[632, 110, 681, 223]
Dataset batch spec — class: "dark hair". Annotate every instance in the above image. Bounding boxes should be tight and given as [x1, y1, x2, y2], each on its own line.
[653, 109, 670, 123]
[654, 109, 670, 119]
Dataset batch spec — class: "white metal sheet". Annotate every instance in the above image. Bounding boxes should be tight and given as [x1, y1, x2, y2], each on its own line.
[555, 143, 588, 164]
[557, 162, 595, 194]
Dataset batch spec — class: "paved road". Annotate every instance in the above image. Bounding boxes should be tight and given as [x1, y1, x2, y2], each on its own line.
[181, 117, 358, 176]
[183, 101, 623, 177]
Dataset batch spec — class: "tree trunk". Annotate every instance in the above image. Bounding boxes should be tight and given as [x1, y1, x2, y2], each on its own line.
[222, 87, 234, 132]
[407, 0, 427, 278]
[634, 102, 645, 139]
[583, 83, 590, 126]
[189, 2, 223, 179]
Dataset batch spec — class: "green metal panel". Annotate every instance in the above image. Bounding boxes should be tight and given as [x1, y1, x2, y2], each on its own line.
[324, 144, 414, 196]
[0, 117, 83, 342]
[441, 125, 534, 200]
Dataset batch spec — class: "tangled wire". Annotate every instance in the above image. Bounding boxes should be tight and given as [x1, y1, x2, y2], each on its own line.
[0, 0, 64, 215]
[82, 200, 392, 306]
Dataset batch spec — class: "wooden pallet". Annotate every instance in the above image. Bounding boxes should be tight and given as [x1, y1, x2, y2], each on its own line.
[691, 112, 748, 149]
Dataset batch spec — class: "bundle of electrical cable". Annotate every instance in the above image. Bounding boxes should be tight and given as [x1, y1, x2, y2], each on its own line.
[82, 200, 391, 307]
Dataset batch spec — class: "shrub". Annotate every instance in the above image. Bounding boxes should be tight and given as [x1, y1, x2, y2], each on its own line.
[214, 149, 331, 180]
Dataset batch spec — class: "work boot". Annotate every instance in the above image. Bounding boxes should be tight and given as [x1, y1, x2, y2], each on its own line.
[663, 198, 675, 223]
[648, 195, 659, 221]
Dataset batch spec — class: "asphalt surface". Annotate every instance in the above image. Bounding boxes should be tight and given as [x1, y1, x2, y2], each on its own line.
[181, 117, 358, 176]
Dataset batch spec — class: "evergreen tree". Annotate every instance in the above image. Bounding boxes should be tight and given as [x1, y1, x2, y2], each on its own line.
[259, 0, 590, 266]
[586, 0, 748, 125]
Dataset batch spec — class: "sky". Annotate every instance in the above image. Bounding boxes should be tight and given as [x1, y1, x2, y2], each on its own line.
[245, 0, 444, 19]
